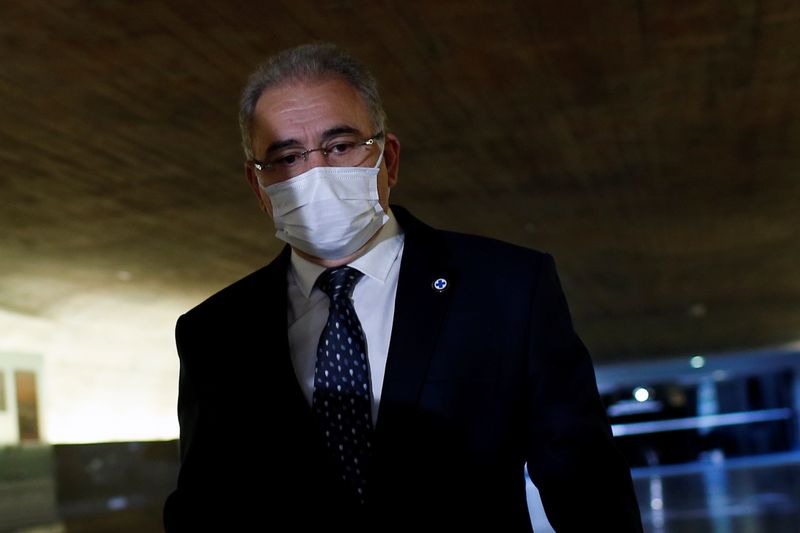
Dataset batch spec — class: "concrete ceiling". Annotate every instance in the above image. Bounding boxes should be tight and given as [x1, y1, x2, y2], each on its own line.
[1, 0, 799, 362]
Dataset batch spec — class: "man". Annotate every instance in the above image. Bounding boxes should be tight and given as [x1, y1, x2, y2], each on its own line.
[164, 43, 642, 532]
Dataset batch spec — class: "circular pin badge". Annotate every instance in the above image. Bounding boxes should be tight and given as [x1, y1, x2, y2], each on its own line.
[432, 278, 448, 292]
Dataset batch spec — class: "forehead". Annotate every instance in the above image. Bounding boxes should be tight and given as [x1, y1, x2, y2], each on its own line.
[251, 77, 373, 150]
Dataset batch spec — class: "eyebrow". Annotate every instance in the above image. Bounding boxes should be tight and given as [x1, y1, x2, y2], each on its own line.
[263, 125, 363, 156]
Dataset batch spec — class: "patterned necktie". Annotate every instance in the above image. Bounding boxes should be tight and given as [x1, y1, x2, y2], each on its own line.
[313, 266, 374, 504]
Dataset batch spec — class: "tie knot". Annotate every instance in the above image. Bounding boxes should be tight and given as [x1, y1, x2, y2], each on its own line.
[316, 266, 363, 300]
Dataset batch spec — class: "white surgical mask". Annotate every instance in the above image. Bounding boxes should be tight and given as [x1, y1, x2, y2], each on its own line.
[261, 153, 388, 259]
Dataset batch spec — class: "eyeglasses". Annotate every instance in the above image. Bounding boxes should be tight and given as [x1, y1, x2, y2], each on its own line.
[252, 131, 384, 182]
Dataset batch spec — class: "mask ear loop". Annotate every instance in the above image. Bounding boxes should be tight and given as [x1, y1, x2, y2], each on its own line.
[373, 138, 390, 206]
[373, 137, 385, 168]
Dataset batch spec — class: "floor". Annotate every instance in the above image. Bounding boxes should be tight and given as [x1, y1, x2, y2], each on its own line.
[527, 450, 800, 532]
[4, 444, 800, 532]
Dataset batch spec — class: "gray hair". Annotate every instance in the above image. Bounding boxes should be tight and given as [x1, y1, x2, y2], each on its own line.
[238, 42, 387, 160]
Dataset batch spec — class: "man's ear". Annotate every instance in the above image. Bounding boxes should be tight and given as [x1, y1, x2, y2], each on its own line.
[244, 162, 273, 216]
[383, 133, 400, 188]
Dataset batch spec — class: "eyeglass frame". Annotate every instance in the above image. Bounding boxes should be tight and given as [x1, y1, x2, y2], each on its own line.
[251, 131, 385, 173]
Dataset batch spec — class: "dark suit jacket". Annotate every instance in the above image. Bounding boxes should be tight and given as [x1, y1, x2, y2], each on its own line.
[163, 206, 642, 532]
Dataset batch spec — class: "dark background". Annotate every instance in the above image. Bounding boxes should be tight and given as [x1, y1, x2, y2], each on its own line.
[2, 0, 798, 363]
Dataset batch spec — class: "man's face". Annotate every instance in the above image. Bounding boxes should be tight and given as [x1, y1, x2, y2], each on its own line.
[245, 77, 399, 217]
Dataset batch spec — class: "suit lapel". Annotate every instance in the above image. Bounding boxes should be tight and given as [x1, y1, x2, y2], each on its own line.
[376, 206, 456, 430]
[256, 210, 456, 475]
[255, 208, 455, 498]
[260, 208, 454, 432]
[234, 247, 350, 499]
[247, 247, 317, 425]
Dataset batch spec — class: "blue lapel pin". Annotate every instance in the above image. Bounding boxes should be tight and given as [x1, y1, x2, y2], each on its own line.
[432, 278, 448, 292]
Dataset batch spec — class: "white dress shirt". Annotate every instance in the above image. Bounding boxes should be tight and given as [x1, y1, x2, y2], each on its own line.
[286, 211, 405, 424]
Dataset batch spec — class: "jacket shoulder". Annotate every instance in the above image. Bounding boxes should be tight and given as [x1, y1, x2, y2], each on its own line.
[439, 228, 549, 262]
[395, 204, 548, 258]
[392, 203, 556, 281]
[179, 248, 288, 326]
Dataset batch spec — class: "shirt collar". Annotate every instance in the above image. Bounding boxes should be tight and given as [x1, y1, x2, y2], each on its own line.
[289, 210, 404, 298]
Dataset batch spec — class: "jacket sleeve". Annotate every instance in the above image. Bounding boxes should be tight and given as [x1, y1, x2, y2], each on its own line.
[525, 254, 643, 532]
[163, 314, 204, 532]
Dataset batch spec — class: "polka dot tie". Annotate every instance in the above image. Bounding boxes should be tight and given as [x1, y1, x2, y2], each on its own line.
[313, 266, 374, 504]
